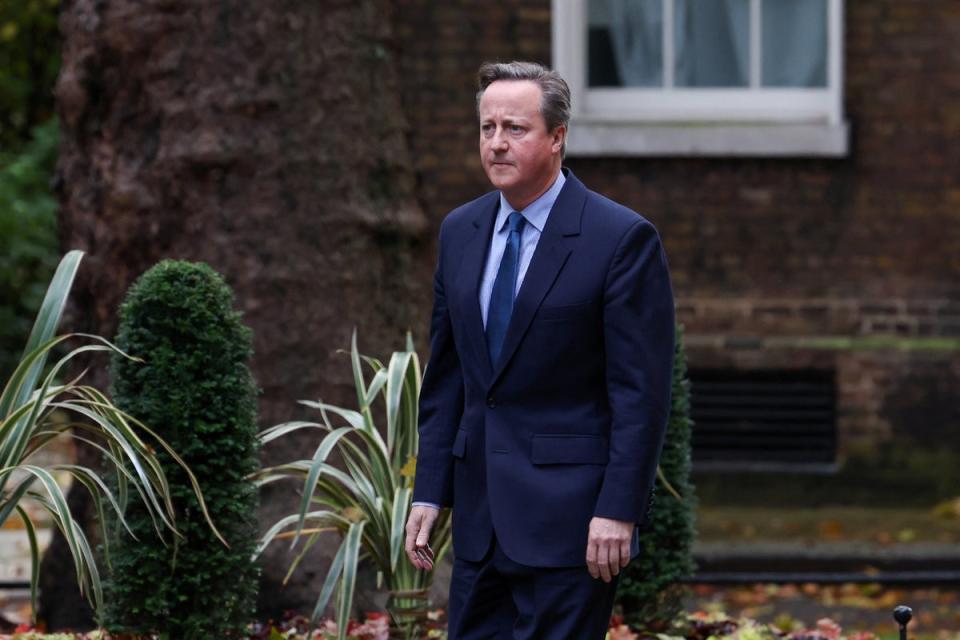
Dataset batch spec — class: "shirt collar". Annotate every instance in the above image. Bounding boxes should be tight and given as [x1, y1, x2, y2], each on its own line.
[495, 170, 566, 234]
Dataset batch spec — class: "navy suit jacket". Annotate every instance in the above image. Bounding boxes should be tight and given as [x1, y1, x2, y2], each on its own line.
[413, 169, 675, 568]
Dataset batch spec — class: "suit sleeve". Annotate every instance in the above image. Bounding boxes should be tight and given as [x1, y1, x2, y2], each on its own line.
[594, 218, 675, 524]
[412, 220, 465, 507]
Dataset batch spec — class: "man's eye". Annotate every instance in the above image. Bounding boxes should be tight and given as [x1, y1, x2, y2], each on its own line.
[481, 125, 494, 135]
[510, 125, 524, 134]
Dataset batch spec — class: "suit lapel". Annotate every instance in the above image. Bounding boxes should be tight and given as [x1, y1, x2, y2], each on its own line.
[456, 193, 499, 381]
[489, 171, 586, 387]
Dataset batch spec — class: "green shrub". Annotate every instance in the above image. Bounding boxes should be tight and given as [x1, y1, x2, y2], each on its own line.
[254, 333, 451, 640]
[0, 0, 60, 148]
[0, 2, 60, 377]
[1, 251, 217, 623]
[0, 117, 58, 381]
[104, 260, 260, 638]
[616, 324, 698, 630]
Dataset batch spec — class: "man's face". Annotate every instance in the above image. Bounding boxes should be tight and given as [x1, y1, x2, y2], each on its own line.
[478, 80, 564, 209]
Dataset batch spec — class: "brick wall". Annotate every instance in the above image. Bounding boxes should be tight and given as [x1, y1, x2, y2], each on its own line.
[394, 0, 960, 501]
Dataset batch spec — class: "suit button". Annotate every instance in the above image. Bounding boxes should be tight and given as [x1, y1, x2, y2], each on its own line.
[486, 397, 496, 408]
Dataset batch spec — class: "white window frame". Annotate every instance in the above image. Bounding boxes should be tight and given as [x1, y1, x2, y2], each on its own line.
[552, 0, 849, 157]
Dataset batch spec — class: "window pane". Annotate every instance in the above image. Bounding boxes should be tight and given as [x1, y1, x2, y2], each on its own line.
[674, 0, 750, 88]
[587, 0, 663, 88]
[762, 0, 828, 87]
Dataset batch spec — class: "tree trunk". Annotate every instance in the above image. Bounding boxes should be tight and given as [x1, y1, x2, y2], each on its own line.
[42, 0, 430, 627]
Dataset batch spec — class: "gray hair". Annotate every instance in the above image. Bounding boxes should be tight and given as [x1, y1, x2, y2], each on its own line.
[476, 61, 571, 156]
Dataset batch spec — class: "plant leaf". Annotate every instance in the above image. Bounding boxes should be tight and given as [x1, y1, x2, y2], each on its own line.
[14, 505, 39, 623]
[390, 487, 411, 573]
[335, 521, 366, 640]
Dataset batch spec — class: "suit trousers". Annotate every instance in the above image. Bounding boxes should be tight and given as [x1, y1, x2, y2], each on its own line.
[448, 530, 620, 639]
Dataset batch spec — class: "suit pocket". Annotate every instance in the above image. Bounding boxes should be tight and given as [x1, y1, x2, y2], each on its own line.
[531, 434, 608, 465]
[538, 301, 594, 322]
[451, 429, 467, 459]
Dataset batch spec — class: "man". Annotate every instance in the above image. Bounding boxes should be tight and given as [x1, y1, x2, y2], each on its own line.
[405, 61, 675, 639]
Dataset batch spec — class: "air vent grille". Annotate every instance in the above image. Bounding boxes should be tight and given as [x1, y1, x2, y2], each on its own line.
[690, 369, 837, 471]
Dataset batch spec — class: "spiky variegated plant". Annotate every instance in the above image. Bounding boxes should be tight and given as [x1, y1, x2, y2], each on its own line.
[0, 250, 222, 622]
[254, 332, 451, 640]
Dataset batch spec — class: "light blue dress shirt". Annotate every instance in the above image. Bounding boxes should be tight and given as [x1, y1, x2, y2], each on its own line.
[412, 171, 566, 512]
[479, 171, 566, 328]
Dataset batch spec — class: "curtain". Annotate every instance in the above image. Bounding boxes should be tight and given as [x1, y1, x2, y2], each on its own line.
[762, 0, 827, 87]
[674, 0, 750, 87]
[605, 0, 663, 87]
[601, 0, 827, 89]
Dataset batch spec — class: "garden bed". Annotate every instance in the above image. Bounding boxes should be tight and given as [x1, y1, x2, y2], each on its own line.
[3, 605, 953, 640]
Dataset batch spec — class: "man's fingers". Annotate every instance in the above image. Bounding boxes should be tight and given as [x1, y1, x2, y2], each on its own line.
[405, 520, 416, 551]
[588, 517, 635, 580]
[408, 550, 424, 569]
[585, 543, 599, 579]
[415, 547, 434, 571]
[597, 542, 612, 583]
[405, 506, 441, 570]
[415, 542, 435, 566]
[619, 540, 631, 570]
[609, 543, 621, 577]
[415, 512, 435, 547]
[404, 523, 417, 563]
[405, 515, 419, 551]
[405, 544, 423, 569]
[416, 527, 431, 547]
[405, 528, 423, 569]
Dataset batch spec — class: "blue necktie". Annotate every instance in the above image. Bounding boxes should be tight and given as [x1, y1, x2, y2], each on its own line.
[486, 211, 526, 365]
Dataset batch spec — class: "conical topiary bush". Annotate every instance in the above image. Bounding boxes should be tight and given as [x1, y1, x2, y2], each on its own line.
[616, 323, 697, 630]
[103, 260, 260, 638]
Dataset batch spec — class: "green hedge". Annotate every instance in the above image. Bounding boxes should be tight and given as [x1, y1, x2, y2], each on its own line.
[104, 261, 260, 638]
[0, 0, 60, 148]
[0, 117, 58, 381]
[616, 324, 698, 630]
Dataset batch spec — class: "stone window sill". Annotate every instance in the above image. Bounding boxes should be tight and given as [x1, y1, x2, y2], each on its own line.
[565, 120, 850, 158]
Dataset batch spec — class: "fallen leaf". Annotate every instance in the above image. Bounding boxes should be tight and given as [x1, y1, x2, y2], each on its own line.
[818, 520, 845, 540]
[897, 528, 917, 542]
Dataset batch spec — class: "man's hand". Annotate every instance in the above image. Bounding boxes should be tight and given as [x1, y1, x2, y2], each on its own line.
[586, 516, 633, 582]
[405, 505, 439, 571]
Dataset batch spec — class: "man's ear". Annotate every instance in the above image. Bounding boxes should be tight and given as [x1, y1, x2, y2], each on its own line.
[552, 125, 566, 154]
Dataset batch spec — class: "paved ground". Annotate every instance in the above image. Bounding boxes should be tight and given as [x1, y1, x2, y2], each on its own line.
[697, 506, 960, 546]
[684, 583, 960, 638]
[685, 505, 960, 636]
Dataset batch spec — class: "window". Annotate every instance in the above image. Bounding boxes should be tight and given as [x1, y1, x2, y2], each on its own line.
[552, 0, 849, 156]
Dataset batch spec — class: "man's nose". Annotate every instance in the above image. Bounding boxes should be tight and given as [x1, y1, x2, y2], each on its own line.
[491, 127, 509, 150]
